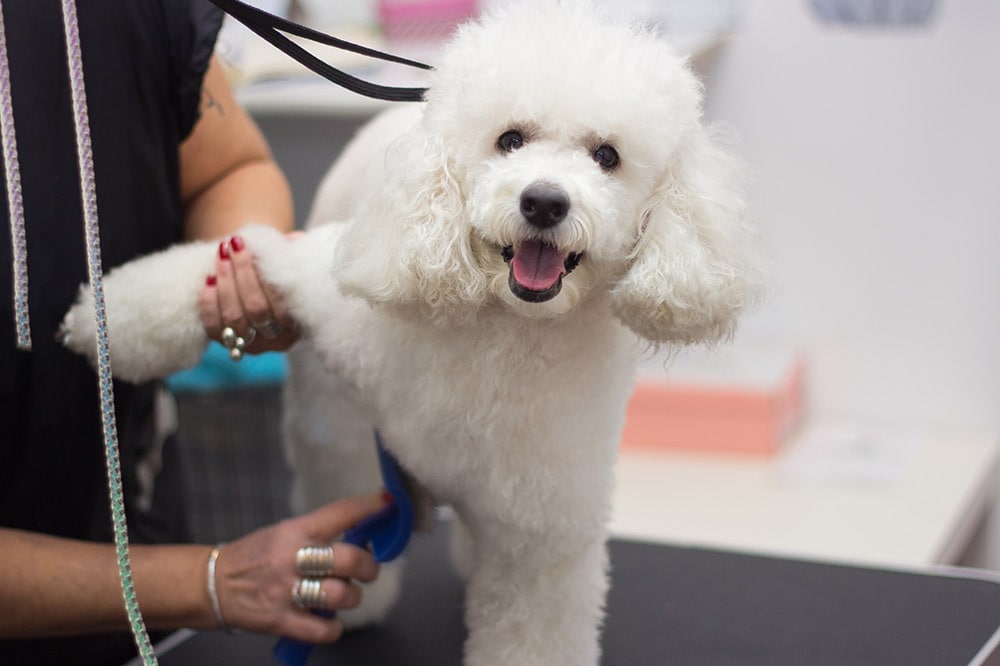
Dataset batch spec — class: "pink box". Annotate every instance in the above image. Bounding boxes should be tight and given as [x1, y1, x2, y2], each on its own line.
[621, 349, 806, 456]
[378, 0, 478, 42]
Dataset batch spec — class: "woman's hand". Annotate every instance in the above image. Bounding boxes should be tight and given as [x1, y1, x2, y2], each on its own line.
[198, 234, 301, 358]
[212, 492, 391, 643]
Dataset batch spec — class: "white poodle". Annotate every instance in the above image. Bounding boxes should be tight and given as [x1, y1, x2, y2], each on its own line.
[61, 2, 762, 663]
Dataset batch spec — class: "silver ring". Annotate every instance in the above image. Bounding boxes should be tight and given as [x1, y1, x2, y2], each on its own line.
[221, 326, 238, 349]
[220, 325, 256, 362]
[295, 545, 336, 577]
[257, 319, 282, 340]
[291, 578, 327, 611]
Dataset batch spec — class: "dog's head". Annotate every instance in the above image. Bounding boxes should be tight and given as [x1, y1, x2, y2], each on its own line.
[335, 0, 763, 344]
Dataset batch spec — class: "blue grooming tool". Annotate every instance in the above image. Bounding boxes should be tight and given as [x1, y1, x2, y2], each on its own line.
[273, 431, 414, 665]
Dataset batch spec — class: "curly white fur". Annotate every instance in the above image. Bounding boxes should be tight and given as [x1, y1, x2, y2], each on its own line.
[61, 2, 763, 663]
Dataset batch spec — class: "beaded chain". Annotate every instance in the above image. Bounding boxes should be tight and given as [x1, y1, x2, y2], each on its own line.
[58, 1, 157, 661]
[0, 1, 157, 662]
[0, 1, 29, 350]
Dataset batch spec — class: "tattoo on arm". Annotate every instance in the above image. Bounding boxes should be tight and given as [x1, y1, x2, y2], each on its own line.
[202, 88, 225, 117]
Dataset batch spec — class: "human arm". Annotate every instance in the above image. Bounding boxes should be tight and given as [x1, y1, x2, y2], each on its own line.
[0, 492, 388, 641]
[180, 55, 299, 353]
[179, 55, 292, 243]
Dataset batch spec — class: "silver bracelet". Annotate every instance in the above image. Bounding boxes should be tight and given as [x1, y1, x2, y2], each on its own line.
[206, 545, 229, 632]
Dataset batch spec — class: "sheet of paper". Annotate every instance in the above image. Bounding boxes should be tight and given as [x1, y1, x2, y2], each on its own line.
[777, 421, 924, 486]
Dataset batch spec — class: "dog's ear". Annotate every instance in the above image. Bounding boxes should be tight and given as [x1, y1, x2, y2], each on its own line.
[612, 132, 764, 345]
[333, 128, 488, 320]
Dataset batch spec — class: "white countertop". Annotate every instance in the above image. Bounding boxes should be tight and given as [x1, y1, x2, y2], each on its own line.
[611, 424, 1000, 569]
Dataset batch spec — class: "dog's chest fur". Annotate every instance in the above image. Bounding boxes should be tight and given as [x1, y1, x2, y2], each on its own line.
[316, 286, 639, 524]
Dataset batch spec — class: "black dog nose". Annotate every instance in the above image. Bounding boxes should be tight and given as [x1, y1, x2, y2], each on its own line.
[520, 183, 570, 229]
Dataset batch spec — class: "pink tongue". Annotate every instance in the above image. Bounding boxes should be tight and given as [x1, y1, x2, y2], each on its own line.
[511, 240, 566, 291]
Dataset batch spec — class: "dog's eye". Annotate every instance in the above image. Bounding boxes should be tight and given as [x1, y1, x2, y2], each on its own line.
[497, 130, 525, 153]
[593, 144, 620, 171]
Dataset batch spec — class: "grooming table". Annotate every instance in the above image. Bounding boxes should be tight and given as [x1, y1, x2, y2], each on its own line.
[131, 521, 1000, 666]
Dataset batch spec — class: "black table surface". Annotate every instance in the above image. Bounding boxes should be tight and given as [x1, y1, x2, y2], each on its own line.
[142, 521, 1000, 666]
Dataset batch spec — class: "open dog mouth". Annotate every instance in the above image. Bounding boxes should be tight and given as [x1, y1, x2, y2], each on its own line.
[501, 241, 582, 303]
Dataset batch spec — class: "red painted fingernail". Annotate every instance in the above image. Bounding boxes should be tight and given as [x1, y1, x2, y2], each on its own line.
[230, 235, 245, 253]
[206, 275, 217, 287]
[218, 240, 230, 260]
[382, 490, 395, 505]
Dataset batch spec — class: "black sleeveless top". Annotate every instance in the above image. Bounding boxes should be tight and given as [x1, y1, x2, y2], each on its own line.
[0, 1, 222, 662]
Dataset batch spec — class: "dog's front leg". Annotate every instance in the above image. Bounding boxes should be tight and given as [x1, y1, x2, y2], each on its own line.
[461, 522, 609, 666]
[60, 224, 342, 382]
[282, 345, 405, 629]
[60, 238, 220, 382]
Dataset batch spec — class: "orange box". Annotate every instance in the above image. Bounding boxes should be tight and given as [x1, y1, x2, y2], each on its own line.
[621, 347, 806, 455]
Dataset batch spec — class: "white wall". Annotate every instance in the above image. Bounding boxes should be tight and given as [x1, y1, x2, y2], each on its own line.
[699, 0, 1000, 431]
[695, 1, 1000, 568]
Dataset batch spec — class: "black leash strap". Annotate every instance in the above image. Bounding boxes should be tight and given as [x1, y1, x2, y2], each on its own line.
[208, 0, 431, 102]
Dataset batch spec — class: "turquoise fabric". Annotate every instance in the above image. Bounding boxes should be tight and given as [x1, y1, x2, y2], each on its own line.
[166, 342, 287, 392]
